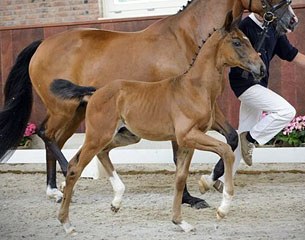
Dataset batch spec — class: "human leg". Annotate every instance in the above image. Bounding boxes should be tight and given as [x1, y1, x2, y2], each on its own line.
[202, 85, 296, 189]
[238, 85, 296, 165]
[240, 86, 296, 145]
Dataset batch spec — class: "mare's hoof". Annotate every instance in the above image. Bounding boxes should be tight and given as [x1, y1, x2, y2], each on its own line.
[111, 204, 120, 213]
[46, 187, 63, 203]
[182, 193, 209, 209]
[56, 196, 63, 203]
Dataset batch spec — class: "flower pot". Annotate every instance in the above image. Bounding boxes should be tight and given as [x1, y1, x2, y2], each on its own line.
[18, 139, 32, 149]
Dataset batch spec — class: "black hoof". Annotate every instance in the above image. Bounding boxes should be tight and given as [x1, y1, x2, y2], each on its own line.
[182, 194, 210, 209]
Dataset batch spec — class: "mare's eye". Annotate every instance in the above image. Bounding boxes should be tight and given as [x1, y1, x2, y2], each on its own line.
[232, 39, 241, 47]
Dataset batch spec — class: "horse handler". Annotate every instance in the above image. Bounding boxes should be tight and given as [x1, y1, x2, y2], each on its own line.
[200, 12, 305, 192]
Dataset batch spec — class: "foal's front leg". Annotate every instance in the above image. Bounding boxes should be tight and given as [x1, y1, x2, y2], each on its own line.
[178, 128, 235, 219]
[172, 146, 195, 232]
[199, 106, 238, 194]
[211, 106, 238, 180]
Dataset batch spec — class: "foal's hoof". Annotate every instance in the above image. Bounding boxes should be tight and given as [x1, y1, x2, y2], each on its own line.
[111, 204, 120, 213]
[182, 192, 209, 209]
[198, 175, 214, 194]
[59, 181, 66, 193]
[63, 222, 77, 235]
[216, 208, 226, 220]
[173, 220, 195, 232]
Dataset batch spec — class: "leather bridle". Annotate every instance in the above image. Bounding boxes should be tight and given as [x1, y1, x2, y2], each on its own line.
[248, 0, 292, 51]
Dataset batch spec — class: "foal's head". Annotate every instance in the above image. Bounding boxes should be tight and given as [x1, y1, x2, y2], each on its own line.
[215, 12, 266, 80]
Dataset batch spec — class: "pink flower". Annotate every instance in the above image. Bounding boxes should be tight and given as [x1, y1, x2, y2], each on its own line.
[24, 123, 36, 137]
[282, 115, 305, 136]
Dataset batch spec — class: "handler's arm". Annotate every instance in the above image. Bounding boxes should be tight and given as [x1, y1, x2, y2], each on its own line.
[293, 52, 305, 68]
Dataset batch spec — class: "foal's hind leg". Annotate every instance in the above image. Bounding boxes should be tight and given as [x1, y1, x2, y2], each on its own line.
[96, 127, 141, 212]
[58, 110, 118, 234]
[172, 141, 209, 209]
[58, 144, 100, 234]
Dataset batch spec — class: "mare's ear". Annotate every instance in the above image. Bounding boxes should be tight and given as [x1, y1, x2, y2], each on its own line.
[224, 11, 234, 32]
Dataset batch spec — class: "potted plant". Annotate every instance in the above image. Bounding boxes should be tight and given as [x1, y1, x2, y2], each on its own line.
[266, 115, 305, 147]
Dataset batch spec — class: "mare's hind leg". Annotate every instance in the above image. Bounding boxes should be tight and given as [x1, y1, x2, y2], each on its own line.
[177, 128, 235, 219]
[199, 106, 238, 194]
[39, 104, 86, 202]
[172, 146, 195, 232]
[96, 127, 141, 212]
[172, 141, 209, 209]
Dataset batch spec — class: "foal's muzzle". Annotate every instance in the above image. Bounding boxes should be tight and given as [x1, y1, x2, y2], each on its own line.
[252, 64, 266, 82]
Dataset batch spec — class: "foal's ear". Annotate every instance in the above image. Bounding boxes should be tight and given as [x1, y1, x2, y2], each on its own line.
[224, 10, 242, 32]
[224, 11, 234, 32]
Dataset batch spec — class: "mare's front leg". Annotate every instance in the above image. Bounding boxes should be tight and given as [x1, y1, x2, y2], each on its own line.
[178, 128, 235, 219]
[199, 106, 238, 193]
[172, 146, 195, 232]
[172, 141, 209, 209]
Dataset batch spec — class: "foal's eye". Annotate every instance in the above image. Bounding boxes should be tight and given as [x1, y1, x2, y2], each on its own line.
[232, 39, 241, 47]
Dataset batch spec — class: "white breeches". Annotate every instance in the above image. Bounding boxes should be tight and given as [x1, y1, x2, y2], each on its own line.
[219, 84, 295, 181]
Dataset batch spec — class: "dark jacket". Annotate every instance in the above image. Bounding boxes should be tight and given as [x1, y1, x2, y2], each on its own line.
[229, 15, 298, 97]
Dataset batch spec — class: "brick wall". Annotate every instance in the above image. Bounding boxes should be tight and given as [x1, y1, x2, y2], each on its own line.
[0, 0, 101, 27]
[2, 0, 305, 27]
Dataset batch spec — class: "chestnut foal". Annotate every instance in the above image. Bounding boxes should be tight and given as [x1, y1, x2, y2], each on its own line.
[0, 0, 297, 207]
[51, 13, 265, 234]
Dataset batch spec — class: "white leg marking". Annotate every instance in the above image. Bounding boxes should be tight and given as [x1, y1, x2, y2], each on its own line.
[62, 222, 77, 235]
[177, 220, 195, 232]
[217, 188, 233, 219]
[46, 185, 63, 203]
[109, 171, 125, 211]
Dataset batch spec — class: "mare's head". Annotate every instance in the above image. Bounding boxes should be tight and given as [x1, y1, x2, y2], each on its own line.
[215, 11, 266, 81]
[241, 0, 298, 33]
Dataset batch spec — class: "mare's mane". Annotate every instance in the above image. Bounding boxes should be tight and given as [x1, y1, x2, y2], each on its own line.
[178, 0, 195, 13]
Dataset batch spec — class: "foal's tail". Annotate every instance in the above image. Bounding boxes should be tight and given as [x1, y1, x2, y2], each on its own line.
[50, 79, 96, 102]
[0, 40, 42, 162]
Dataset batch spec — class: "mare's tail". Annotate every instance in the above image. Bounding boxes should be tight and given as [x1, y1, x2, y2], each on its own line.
[50, 79, 96, 101]
[0, 40, 42, 162]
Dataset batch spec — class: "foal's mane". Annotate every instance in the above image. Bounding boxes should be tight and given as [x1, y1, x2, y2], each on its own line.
[183, 28, 217, 75]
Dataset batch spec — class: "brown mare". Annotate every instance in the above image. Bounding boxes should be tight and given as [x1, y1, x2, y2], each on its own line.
[0, 0, 298, 207]
[50, 12, 265, 234]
